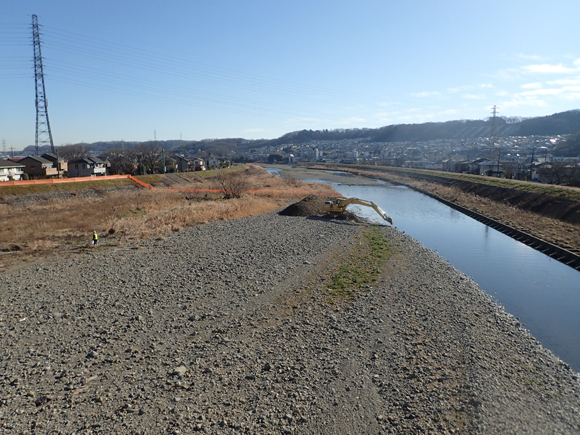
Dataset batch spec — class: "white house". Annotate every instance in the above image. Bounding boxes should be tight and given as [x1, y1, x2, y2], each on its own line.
[0, 159, 25, 181]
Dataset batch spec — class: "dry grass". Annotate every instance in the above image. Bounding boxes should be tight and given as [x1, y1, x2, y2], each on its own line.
[0, 165, 338, 271]
[0, 178, 135, 196]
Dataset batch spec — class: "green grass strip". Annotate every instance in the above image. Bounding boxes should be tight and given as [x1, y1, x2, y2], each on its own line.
[327, 227, 394, 300]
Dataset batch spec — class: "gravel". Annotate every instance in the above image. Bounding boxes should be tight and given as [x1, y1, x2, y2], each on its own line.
[1, 212, 579, 434]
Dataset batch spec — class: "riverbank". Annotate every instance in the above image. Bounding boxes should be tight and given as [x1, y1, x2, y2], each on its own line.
[0, 166, 337, 274]
[273, 164, 580, 255]
[1, 212, 578, 434]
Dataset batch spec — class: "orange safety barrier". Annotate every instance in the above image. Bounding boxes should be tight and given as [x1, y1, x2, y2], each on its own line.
[128, 175, 154, 189]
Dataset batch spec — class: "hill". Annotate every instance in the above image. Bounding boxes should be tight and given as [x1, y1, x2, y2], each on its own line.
[22, 110, 580, 156]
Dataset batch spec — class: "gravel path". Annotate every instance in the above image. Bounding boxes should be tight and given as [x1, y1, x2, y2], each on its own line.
[1, 212, 579, 434]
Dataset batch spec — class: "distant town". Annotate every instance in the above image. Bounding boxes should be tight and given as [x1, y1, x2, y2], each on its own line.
[2, 110, 580, 186]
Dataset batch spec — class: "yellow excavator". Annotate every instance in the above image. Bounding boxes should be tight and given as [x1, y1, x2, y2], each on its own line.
[322, 197, 393, 225]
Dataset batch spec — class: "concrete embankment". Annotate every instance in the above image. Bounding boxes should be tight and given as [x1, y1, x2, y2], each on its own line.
[1, 212, 578, 434]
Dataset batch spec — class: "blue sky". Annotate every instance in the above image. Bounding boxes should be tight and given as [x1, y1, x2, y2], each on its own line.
[1, 0, 579, 150]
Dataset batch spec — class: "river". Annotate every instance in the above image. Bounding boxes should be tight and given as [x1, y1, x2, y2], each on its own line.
[266, 167, 580, 372]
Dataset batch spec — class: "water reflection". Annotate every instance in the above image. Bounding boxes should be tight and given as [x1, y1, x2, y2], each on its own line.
[265, 167, 580, 371]
[334, 182, 580, 371]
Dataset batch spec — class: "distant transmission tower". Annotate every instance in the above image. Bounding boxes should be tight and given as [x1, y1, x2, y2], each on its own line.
[32, 14, 55, 155]
[490, 105, 500, 174]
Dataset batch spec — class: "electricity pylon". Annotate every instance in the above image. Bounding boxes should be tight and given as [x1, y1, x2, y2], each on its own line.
[490, 105, 500, 175]
[32, 14, 55, 155]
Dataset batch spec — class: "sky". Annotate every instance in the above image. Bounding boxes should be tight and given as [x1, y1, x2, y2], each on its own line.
[1, 0, 580, 150]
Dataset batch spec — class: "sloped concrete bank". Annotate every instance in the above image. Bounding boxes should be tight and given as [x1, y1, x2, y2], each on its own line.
[1, 213, 579, 434]
[419, 190, 580, 271]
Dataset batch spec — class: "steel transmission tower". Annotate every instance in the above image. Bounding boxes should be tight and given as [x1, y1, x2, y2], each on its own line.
[490, 105, 501, 174]
[32, 14, 55, 155]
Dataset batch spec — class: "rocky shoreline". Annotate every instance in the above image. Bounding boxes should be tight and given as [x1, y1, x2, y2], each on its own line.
[1, 212, 579, 434]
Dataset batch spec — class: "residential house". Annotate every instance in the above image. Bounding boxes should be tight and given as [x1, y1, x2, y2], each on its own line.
[68, 156, 107, 177]
[206, 156, 219, 169]
[478, 160, 504, 177]
[17, 155, 58, 178]
[190, 158, 206, 171]
[41, 152, 68, 176]
[175, 156, 188, 172]
[0, 159, 25, 181]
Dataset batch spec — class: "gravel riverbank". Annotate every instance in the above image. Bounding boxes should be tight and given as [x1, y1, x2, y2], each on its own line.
[1, 212, 579, 434]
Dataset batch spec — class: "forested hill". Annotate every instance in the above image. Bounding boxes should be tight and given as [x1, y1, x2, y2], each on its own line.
[23, 110, 580, 156]
[267, 110, 580, 146]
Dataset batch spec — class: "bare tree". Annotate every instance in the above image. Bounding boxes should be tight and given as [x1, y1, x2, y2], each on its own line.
[538, 162, 574, 184]
[134, 142, 163, 174]
[215, 171, 249, 199]
[100, 148, 138, 175]
[58, 144, 92, 161]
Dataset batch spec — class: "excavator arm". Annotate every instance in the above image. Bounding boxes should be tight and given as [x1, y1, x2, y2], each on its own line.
[322, 197, 393, 225]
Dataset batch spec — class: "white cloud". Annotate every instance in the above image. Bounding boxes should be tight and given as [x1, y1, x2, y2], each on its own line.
[462, 94, 487, 100]
[501, 96, 547, 109]
[547, 77, 580, 86]
[562, 93, 580, 101]
[447, 84, 492, 94]
[521, 85, 580, 97]
[521, 82, 542, 89]
[411, 91, 440, 98]
[516, 53, 544, 61]
[243, 128, 265, 133]
[338, 117, 366, 125]
[523, 64, 575, 74]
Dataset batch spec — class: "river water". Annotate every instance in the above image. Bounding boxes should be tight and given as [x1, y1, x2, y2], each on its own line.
[266, 167, 580, 372]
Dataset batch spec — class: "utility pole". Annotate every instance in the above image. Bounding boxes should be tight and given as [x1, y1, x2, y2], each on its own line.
[528, 147, 535, 180]
[2, 139, 6, 157]
[32, 14, 55, 155]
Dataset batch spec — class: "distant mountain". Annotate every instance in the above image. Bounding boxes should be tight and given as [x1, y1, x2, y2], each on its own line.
[517, 110, 580, 136]
[20, 110, 580, 156]
[553, 132, 580, 157]
[267, 110, 580, 146]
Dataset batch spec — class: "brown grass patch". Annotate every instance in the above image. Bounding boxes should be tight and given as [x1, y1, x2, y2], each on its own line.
[0, 165, 339, 271]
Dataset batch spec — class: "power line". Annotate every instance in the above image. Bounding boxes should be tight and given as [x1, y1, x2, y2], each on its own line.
[39, 26, 396, 108]
[32, 14, 54, 154]
[2, 18, 412, 140]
